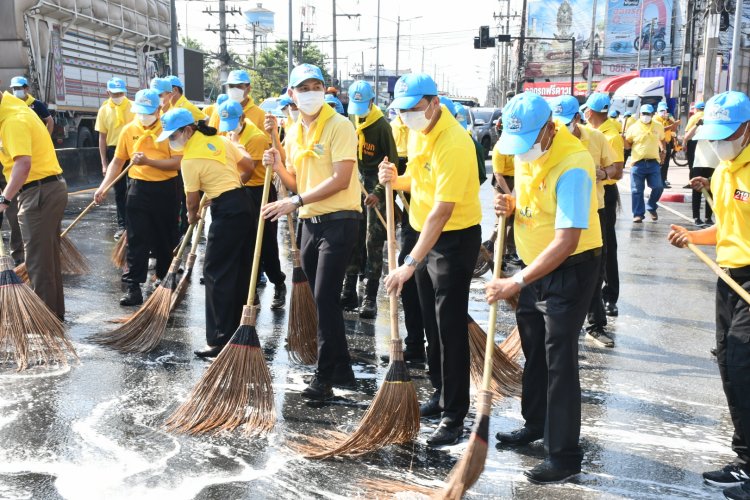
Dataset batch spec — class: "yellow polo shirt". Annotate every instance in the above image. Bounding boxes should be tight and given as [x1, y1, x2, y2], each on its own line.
[710, 145, 750, 269]
[654, 114, 676, 142]
[181, 133, 243, 199]
[0, 92, 62, 182]
[233, 118, 268, 187]
[173, 95, 207, 122]
[622, 116, 636, 135]
[686, 111, 704, 133]
[403, 106, 482, 232]
[608, 117, 623, 134]
[492, 142, 515, 176]
[391, 115, 410, 158]
[578, 126, 616, 209]
[114, 118, 177, 181]
[243, 97, 268, 136]
[285, 109, 360, 218]
[95, 98, 134, 146]
[593, 119, 624, 187]
[625, 120, 664, 162]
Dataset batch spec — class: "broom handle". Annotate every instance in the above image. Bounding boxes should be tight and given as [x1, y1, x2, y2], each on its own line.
[385, 182, 401, 341]
[245, 160, 274, 308]
[188, 205, 208, 256]
[482, 214, 507, 390]
[687, 243, 750, 307]
[397, 190, 410, 213]
[60, 162, 134, 238]
[360, 181, 388, 230]
[701, 187, 715, 211]
[269, 121, 301, 258]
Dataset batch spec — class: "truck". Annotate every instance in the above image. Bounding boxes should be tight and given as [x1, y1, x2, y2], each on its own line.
[609, 66, 681, 118]
[1, 1, 203, 150]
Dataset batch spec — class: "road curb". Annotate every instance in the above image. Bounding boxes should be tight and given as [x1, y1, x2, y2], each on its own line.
[659, 192, 692, 203]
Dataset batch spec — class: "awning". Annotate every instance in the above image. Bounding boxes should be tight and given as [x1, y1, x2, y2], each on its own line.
[596, 71, 639, 93]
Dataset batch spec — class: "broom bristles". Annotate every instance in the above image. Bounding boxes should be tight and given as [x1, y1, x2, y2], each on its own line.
[499, 326, 522, 361]
[60, 235, 90, 275]
[467, 318, 522, 399]
[286, 264, 318, 365]
[89, 271, 177, 353]
[111, 232, 128, 269]
[0, 257, 77, 371]
[292, 339, 419, 459]
[165, 305, 275, 437]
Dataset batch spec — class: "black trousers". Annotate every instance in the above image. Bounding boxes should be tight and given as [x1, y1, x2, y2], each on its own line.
[716, 270, 750, 468]
[687, 139, 698, 176]
[176, 173, 190, 235]
[602, 184, 620, 305]
[107, 146, 128, 229]
[516, 254, 600, 468]
[660, 140, 673, 182]
[399, 215, 425, 352]
[416, 224, 480, 427]
[122, 178, 179, 284]
[204, 188, 256, 347]
[244, 185, 285, 286]
[692, 167, 714, 220]
[586, 209, 607, 331]
[301, 217, 358, 384]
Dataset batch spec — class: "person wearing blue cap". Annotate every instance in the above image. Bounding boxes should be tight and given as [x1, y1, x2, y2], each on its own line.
[158, 108, 257, 358]
[624, 104, 666, 222]
[261, 64, 361, 398]
[95, 77, 134, 240]
[163, 75, 205, 122]
[454, 102, 469, 130]
[377, 73, 482, 446]
[685, 102, 715, 224]
[341, 79, 398, 319]
[324, 94, 345, 115]
[219, 99, 287, 310]
[9, 76, 54, 134]
[0, 90, 68, 318]
[583, 92, 626, 318]
[224, 69, 266, 134]
[488, 91, 601, 483]
[94, 88, 182, 306]
[202, 93, 226, 129]
[150, 77, 173, 108]
[684, 101, 706, 181]
[654, 101, 681, 188]
[668, 90, 750, 500]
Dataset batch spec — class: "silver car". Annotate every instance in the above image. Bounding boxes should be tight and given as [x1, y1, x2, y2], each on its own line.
[468, 107, 501, 158]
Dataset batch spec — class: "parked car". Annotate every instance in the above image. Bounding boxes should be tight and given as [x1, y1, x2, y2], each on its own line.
[468, 107, 501, 157]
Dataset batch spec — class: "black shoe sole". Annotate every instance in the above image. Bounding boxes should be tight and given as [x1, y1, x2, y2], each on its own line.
[301, 390, 334, 401]
[524, 471, 580, 484]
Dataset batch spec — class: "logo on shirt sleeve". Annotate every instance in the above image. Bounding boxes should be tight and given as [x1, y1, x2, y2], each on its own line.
[734, 189, 749, 202]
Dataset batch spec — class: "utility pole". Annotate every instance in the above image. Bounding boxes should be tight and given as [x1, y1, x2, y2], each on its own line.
[515, 0, 528, 93]
[395, 16, 400, 77]
[728, 0, 744, 90]
[647, 18, 655, 67]
[170, 0, 179, 75]
[699, 0, 722, 101]
[205, 2, 241, 82]
[375, 0, 381, 106]
[679, 0, 694, 122]
[586, 0, 598, 94]
[288, 0, 293, 81]
[421, 46, 425, 72]
[332, 0, 337, 87]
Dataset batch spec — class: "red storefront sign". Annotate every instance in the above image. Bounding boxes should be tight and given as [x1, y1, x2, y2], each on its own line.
[522, 81, 596, 97]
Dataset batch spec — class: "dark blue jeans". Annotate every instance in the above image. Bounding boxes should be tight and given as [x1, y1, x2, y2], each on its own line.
[630, 159, 663, 217]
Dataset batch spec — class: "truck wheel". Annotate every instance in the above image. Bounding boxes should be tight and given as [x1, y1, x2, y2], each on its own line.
[481, 137, 491, 159]
[77, 126, 93, 148]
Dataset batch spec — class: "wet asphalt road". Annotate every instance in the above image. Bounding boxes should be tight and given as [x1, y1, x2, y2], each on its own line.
[0, 164, 735, 500]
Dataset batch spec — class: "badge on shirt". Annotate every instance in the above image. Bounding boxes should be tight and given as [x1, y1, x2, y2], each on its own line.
[735, 189, 749, 203]
[313, 144, 324, 155]
[423, 162, 431, 172]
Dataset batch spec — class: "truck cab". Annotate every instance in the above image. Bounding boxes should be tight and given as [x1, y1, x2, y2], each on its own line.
[610, 77, 666, 118]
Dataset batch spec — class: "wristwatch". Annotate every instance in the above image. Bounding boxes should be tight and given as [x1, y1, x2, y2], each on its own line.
[0, 195, 11, 206]
[290, 194, 304, 208]
[512, 271, 526, 289]
[404, 254, 420, 268]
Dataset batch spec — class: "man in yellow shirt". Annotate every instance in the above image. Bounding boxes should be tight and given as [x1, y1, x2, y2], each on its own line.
[378, 73, 482, 447]
[224, 70, 267, 134]
[0, 91, 67, 319]
[262, 64, 361, 400]
[668, 91, 750, 500]
[491, 140, 517, 263]
[165, 75, 206, 122]
[583, 93, 625, 318]
[9, 76, 54, 133]
[488, 92, 601, 484]
[654, 101, 681, 188]
[684, 101, 706, 178]
[624, 104, 666, 222]
[95, 77, 134, 240]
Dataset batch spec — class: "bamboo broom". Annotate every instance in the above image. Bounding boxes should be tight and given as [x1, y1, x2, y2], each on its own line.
[165, 162, 276, 437]
[298, 180, 420, 459]
[0, 233, 77, 371]
[170, 205, 207, 312]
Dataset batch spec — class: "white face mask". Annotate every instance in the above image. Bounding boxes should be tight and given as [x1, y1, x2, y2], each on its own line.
[287, 109, 300, 122]
[294, 90, 325, 115]
[659, 111, 668, 117]
[641, 115, 652, 124]
[400, 102, 434, 132]
[711, 124, 749, 162]
[160, 96, 169, 107]
[111, 96, 125, 105]
[566, 121, 577, 134]
[517, 126, 551, 163]
[227, 87, 245, 103]
[13, 90, 25, 99]
[169, 131, 187, 152]
[137, 113, 156, 127]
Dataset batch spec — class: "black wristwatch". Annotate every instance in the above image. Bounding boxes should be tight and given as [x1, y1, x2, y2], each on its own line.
[0, 195, 11, 206]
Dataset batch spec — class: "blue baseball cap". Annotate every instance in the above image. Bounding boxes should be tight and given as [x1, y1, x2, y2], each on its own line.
[454, 102, 468, 129]
[695, 101, 706, 110]
[640, 104, 654, 114]
[217, 100, 243, 132]
[131, 89, 160, 114]
[624, 111, 633, 117]
[289, 64, 325, 88]
[216, 93, 228, 106]
[694, 91, 750, 141]
[325, 94, 345, 114]
[550, 95, 580, 124]
[107, 77, 127, 93]
[347, 80, 375, 115]
[498, 92, 552, 155]
[10, 76, 28, 88]
[608, 109, 620, 118]
[657, 101, 668, 111]
[278, 95, 294, 108]
[226, 70, 251, 85]
[438, 96, 457, 116]
[585, 92, 610, 113]
[166, 75, 183, 89]
[390, 73, 438, 110]
[156, 108, 195, 142]
[150, 77, 173, 95]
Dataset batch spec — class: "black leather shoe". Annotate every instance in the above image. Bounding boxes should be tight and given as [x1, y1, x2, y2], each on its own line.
[420, 398, 443, 418]
[604, 302, 619, 317]
[271, 283, 286, 310]
[404, 349, 426, 363]
[194, 345, 223, 358]
[330, 372, 356, 390]
[119, 284, 143, 306]
[496, 427, 543, 446]
[427, 421, 463, 447]
[359, 297, 377, 319]
[301, 377, 334, 400]
[524, 460, 581, 484]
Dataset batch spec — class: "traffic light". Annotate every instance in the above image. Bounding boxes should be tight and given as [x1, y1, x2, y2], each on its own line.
[474, 37, 481, 49]
[480, 26, 495, 48]
[497, 34, 511, 43]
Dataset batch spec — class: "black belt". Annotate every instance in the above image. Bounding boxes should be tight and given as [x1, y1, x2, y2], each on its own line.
[19, 174, 64, 193]
[305, 210, 360, 224]
[558, 247, 602, 269]
[721, 265, 750, 280]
